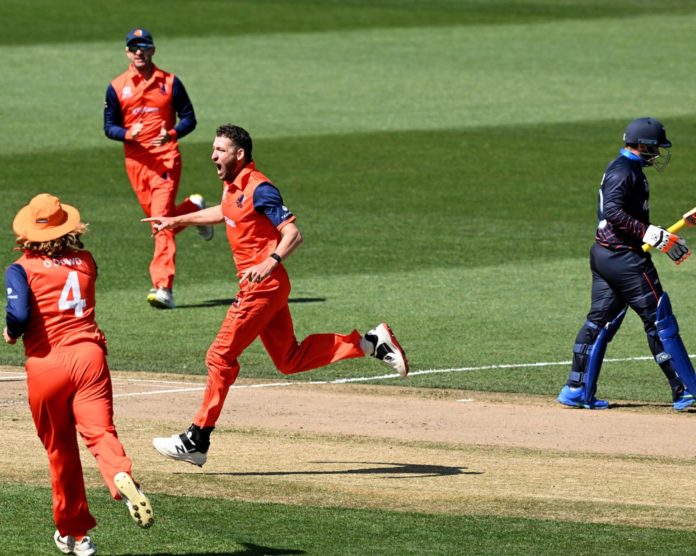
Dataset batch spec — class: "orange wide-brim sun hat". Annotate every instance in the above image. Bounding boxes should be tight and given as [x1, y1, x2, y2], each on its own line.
[13, 193, 81, 242]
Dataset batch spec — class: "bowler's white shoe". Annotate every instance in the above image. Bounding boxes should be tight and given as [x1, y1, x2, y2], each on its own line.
[189, 194, 214, 241]
[365, 323, 409, 378]
[54, 531, 96, 556]
[114, 472, 154, 529]
[152, 426, 208, 467]
[147, 287, 175, 309]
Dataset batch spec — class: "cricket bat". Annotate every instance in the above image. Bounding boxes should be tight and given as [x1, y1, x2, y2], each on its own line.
[642, 207, 696, 252]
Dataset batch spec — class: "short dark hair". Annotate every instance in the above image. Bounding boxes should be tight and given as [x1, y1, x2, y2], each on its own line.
[216, 124, 253, 162]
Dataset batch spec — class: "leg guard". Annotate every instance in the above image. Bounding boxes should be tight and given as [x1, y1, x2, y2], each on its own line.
[655, 292, 696, 399]
[566, 308, 627, 405]
[583, 308, 627, 401]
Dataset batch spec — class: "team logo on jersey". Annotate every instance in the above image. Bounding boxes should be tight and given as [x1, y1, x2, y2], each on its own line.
[159, 83, 167, 95]
[6, 287, 17, 300]
[236, 194, 245, 208]
[122, 86, 133, 100]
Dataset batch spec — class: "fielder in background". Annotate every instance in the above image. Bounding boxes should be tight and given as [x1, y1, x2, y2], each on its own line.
[4, 194, 154, 556]
[104, 27, 213, 310]
[558, 117, 696, 411]
[145, 124, 409, 466]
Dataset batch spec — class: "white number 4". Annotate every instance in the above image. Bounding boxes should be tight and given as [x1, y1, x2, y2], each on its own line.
[58, 271, 86, 317]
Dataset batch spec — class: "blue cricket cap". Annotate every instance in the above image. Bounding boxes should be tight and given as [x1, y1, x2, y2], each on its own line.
[126, 28, 154, 47]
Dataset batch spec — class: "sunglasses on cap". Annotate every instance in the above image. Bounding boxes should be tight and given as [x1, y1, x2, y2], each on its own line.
[127, 43, 153, 53]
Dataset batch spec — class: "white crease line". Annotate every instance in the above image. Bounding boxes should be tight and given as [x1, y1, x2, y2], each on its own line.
[108, 354, 665, 398]
[0, 376, 25, 381]
[113, 386, 205, 398]
[113, 381, 296, 398]
[1, 353, 687, 398]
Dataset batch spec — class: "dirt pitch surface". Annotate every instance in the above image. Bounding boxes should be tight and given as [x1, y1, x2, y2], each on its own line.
[3, 366, 696, 531]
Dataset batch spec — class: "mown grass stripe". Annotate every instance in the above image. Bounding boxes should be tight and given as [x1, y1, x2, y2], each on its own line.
[3, 13, 696, 154]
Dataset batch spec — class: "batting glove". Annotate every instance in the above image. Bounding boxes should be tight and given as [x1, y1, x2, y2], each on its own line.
[643, 224, 692, 265]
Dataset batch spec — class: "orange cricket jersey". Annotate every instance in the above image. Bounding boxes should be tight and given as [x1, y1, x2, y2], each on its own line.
[221, 162, 296, 273]
[110, 64, 179, 162]
[14, 249, 105, 357]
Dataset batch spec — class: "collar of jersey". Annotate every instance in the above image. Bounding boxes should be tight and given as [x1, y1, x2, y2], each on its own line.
[226, 162, 257, 191]
[619, 148, 645, 165]
[127, 63, 162, 84]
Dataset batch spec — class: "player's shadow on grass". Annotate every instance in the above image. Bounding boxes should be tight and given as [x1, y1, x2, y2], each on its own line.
[200, 461, 481, 479]
[146, 543, 304, 555]
[609, 402, 676, 409]
[176, 297, 326, 309]
[144, 543, 304, 555]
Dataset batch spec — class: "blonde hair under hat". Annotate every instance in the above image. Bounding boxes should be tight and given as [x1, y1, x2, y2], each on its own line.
[13, 194, 81, 242]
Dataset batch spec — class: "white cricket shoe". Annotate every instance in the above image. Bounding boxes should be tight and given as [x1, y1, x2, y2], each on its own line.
[113, 472, 154, 529]
[365, 323, 409, 378]
[189, 194, 214, 241]
[54, 531, 96, 556]
[147, 287, 175, 309]
[152, 426, 208, 467]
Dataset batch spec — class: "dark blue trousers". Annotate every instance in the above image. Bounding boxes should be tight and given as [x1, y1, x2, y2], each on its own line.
[569, 243, 682, 399]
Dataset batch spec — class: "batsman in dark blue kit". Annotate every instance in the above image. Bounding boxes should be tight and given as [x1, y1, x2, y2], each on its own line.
[558, 117, 696, 411]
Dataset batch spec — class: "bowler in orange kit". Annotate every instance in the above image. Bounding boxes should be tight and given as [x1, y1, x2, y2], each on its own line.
[104, 27, 213, 309]
[147, 124, 409, 466]
[4, 194, 153, 556]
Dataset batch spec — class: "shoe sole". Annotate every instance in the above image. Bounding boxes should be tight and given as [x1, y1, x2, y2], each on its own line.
[114, 472, 154, 528]
[152, 437, 207, 467]
[557, 398, 609, 410]
[381, 323, 409, 378]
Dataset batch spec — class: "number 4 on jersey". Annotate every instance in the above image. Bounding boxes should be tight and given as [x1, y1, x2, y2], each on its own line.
[59, 271, 86, 317]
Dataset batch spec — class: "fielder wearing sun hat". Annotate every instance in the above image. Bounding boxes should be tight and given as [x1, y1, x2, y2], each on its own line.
[126, 28, 154, 47]
[12, 194, 81, 242]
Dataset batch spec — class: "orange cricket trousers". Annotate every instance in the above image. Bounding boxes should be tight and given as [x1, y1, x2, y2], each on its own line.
[26, 342, 132, 538]
[194, 265, 365, 427]
[125, 154, 200, 290]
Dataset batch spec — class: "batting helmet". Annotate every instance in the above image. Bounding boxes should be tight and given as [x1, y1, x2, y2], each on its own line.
[623, 117, 672, 148]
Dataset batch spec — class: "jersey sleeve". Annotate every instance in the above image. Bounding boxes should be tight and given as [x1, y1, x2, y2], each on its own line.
[253, 183, 295, 228]
[600, 165, 647, 240]
[172, 76, 197, 139]
[5, 263, 29, 339]
[103, 84, 127, 141]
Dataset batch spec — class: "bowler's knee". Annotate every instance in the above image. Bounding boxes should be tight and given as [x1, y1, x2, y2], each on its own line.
[205, 347, 238, 380]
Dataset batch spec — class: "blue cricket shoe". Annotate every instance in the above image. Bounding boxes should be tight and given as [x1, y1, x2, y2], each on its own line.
[557, 385, 609, 409]
[673, 391, 696, 412]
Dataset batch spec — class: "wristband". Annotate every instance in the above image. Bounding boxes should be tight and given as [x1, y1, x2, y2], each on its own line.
[270, 252, 282, 263]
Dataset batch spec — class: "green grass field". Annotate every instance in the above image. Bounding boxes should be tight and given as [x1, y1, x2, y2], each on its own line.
[3, 1, 696, 554]
[4, 483, 696, 556]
